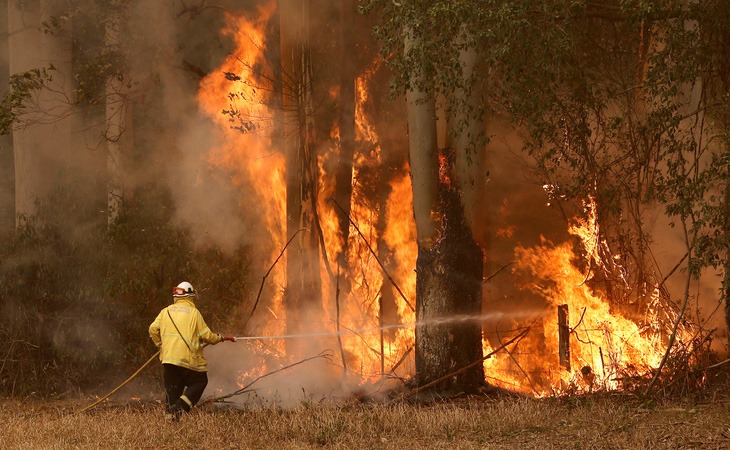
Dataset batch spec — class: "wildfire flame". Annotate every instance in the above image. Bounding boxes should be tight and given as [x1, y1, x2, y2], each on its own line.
[198, 6, 693, 399]
[197, 4, 287, 344]
[482, 200, 690, 395]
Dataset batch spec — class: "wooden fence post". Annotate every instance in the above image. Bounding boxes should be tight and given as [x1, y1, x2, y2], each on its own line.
[558, 304, 570, 371]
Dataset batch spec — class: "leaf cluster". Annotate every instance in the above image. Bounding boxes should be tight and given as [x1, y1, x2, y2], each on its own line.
[0, 67, 54, 135]
[363, 0, 730, 309]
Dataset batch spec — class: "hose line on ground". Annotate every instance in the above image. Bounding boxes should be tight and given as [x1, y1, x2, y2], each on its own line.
[76, 350, 160, 414]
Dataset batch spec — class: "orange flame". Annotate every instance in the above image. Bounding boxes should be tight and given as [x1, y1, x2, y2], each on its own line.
[483, 199, 690, 395]
[197, 6, 691, 398]
[197, 4, 287, 346]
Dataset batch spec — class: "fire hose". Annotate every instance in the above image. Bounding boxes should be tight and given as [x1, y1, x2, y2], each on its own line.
[77, 312, 529, 413]
[75, 328, 398, 413]
[75, 339, 231, 414]
[75, 350, 160, 414]
[75, 343, 226, 414]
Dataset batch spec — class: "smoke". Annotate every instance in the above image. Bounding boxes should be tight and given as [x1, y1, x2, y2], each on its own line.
[203, 309, 548, 405]
[168, 114, 255, 252]
[1, 0, 725, 400]
[119, 0, 288, 255]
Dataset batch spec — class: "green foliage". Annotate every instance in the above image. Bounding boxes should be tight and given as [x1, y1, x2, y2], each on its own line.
[67, 0, 129, 107]
[0, 67, 54, 135]
[363, 0, 730, 313]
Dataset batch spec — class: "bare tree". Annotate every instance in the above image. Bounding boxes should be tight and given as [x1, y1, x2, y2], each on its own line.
[279, 0, 323, 343]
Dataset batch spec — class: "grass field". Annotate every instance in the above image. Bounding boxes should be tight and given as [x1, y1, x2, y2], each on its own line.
[2, 391, 730, 449]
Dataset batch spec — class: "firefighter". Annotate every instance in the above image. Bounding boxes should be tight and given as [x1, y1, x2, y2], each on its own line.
[149, 281, 234, 420]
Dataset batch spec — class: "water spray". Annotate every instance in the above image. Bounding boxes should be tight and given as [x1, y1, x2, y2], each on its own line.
[229, 310, 547, 342]
[75, 309, 546, 413]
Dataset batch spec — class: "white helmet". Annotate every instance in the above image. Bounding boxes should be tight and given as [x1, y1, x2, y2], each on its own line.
[173, 281, 196, 297]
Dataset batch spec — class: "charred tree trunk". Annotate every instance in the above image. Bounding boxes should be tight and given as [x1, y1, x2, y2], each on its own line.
[280, 0, 322, 341]
[334, 0, 356, 276]
[406, 28, 484, 393]
[414, 152, 485, 391]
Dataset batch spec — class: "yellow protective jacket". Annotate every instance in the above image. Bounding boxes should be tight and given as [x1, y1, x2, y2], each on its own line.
[149, 297, 222, 372]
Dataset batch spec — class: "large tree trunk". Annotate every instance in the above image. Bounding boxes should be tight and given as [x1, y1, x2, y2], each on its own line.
[9, 0, 73, 223]
[406, 29, 485, 392]
[444, 35, 486, 388]
[333, 0, 356, 274]
[449, 37, 487, 238]
[105, 16, 131, 225]
[722, 151, 730, 341]
[414, 157, 485, 391]
[280, 0, 322, 342]
[0, 0, 13, 239]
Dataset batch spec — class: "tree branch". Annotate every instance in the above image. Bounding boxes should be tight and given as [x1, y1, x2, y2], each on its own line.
[389, 327, 531, 403]
[242, 229, 305, 330]
[329, 198, 415, 312]
[204, 351, 333, 403]
[645, 218, 694, 394]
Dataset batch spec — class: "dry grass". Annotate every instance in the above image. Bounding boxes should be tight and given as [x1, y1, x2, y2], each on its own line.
[2, 393, 730, 449]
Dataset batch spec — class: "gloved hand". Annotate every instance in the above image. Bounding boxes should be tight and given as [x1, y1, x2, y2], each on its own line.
[222, 336, 236, 342]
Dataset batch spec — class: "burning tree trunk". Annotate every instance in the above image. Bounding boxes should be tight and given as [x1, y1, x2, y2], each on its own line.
[413, 157, 485, 392]
[279, 0, 323, 340]
[333, 0, 356, 276]
[406, 30, 484, 393]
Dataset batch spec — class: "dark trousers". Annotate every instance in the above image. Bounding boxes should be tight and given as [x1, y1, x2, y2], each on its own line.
[163, 363, 208, 412]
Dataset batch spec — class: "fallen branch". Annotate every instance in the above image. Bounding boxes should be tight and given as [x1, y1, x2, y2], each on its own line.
[329, 198, 415, 312]
[496, 327, 539, 396]
[702, 357, 730, 371]
[387, 346, 413, 376]
[205, 351, 333, 404]
[389, 327, 531, 404]
[242, 229, 305, 329]
[365, 346, 415, 395]
[358, 347, 415, 400]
